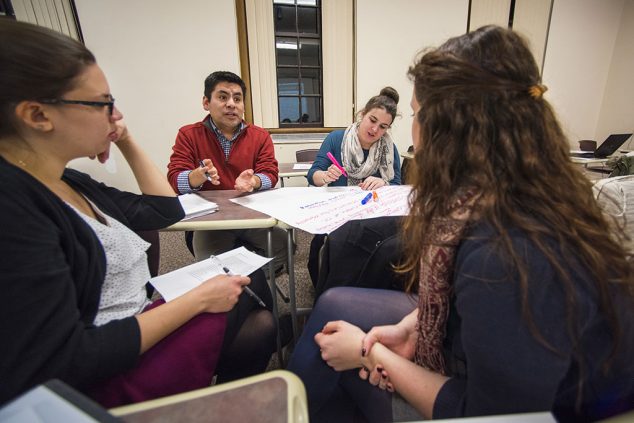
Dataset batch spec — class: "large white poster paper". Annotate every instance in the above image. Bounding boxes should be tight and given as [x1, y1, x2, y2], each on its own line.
[231, 185, 411, 234]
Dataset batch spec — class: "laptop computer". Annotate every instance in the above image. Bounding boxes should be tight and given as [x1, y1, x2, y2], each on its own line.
[570, 133, 632, 158]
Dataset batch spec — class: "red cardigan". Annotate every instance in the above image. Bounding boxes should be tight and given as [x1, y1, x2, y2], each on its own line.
[167, 117, 278, 191]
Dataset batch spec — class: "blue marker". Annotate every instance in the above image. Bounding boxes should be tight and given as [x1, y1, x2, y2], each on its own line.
[361, 192, 373, 205]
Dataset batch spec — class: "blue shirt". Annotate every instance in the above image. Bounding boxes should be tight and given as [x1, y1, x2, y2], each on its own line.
[307, 129, 401, 186]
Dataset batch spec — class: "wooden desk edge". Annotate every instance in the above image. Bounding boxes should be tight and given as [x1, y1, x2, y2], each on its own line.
[164, 217, 278, 231]
[109, 370, 308, 422]
[279, 171, 309, 178]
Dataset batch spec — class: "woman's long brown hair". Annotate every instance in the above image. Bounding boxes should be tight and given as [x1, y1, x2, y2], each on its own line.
[402, 26, 633, 401]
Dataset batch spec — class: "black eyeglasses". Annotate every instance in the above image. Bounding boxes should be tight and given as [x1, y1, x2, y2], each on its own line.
[40, 96, 115, 116]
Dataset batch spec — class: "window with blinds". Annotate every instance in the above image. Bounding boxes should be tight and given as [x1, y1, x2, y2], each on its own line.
[242, 0, 353, 131]
[273, 0, 323, 128]
[10, 0, 83, 42]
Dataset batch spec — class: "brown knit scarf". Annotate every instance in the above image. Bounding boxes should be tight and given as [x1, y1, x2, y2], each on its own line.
[414, 190, 479, 375]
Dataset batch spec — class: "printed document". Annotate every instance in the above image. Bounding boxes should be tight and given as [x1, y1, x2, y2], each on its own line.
[150, 247, 272, 302]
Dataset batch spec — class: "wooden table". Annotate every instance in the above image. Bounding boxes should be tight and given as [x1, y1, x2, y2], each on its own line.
[165, 190, 277, 231]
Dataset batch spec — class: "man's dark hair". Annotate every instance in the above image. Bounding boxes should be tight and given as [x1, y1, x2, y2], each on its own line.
[204, 71, 246, 99]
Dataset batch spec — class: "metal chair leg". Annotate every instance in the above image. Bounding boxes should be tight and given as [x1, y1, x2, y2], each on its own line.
[275, 281, 290, 303]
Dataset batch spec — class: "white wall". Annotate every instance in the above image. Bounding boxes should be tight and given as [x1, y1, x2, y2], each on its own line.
[71, 0, 241, 193]
[355, 0, 469, 155]
[542, 0, 625, 146]
[67, 0, 634, 190]
[596, 0, 634, 148]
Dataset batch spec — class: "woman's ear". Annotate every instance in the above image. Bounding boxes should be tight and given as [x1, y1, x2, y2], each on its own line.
[13, 101, 54, 132]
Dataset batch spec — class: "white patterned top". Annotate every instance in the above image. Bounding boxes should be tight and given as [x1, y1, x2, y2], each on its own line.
[67, 200, 152, 326]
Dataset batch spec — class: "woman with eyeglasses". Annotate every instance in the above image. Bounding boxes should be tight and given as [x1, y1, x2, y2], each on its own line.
[0, 19, 258, 407]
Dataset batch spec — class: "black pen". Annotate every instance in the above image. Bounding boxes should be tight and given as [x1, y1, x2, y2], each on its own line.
[199, 160, 213, 183]
[210, 256, 266, 308]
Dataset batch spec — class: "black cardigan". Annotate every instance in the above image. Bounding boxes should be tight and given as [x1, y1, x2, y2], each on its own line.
[0, 157, 184, 404]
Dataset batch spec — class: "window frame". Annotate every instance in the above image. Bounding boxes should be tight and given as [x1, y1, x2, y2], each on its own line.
[238, 0, 353, 134]
[273, 0, 324, 129]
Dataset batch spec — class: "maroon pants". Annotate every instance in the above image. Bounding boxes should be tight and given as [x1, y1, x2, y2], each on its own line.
[89, 300, 227, 408]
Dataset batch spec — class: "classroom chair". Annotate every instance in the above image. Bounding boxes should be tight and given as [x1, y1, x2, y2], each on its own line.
[594, 175, 634, 253]
[295, 149, 318, 163]
[111, 370, 308, 423]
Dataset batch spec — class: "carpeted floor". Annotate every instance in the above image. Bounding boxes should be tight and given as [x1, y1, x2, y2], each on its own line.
[157, 229, 316, 369]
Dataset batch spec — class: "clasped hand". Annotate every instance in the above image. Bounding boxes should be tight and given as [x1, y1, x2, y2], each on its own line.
[314, 321, 396, 392]
[314, 320, 366, 371]
[316, 319, 418, 393]
[359, 323, 417, 392]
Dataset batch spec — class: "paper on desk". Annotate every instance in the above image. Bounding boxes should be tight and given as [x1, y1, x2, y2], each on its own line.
[293, 163, 312, 170]
[178, 193, 218, 220]
[231, 185, 411, 234]
[150, 247, 272, 302]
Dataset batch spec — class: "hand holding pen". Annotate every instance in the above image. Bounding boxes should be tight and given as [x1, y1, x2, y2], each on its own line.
[194, 159, 220, 187]
[210, 256, 267, 308]
[320, 152, 347, 186]
[327, 152, 348, 177]
[321, 164, 343, 186]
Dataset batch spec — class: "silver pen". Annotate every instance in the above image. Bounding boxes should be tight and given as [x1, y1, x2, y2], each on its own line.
[209, 256, 266, 308]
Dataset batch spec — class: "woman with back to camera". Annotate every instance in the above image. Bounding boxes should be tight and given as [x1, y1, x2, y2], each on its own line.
[288, 25, 634, 422]
[307, 86, 402, 189]
[0, 19, 275, 407]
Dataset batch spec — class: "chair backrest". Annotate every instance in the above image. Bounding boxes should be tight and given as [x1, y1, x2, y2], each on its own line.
[594, 175, 634, 252]
[313, 216, 407, 301]
[295, 149, 318, 162]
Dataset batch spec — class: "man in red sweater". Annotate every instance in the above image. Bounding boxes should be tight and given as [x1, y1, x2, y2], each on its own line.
[167, 71, 287, 270]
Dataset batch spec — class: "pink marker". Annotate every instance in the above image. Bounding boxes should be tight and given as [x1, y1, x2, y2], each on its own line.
[326, 152, 348, 177]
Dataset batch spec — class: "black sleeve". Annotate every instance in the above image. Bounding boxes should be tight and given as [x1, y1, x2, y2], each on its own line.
[0, 188, 140, 405]
[433, 237, 578, 418]
[64, 168, 185, 231]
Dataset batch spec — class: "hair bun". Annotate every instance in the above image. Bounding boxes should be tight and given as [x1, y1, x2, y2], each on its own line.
[379, 86, 399, 105]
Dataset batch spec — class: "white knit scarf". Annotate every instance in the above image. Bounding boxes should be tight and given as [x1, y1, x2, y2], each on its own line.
[340, 123, 395, 186]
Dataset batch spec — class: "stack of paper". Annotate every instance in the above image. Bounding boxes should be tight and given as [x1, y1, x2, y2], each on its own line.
[178, 193, 218, 220]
